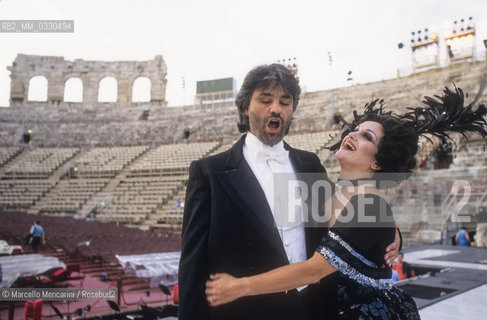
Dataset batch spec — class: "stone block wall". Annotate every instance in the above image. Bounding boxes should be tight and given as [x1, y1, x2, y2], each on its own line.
[7, 54, 167, 105]
[0, 56, 485, 148]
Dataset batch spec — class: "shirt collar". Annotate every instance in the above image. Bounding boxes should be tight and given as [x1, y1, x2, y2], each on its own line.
[245, 132, 286, 162]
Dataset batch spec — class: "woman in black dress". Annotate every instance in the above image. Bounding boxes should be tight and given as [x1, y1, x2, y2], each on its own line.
[205, 87, 487, 319]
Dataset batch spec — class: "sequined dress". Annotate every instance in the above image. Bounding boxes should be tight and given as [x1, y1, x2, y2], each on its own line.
[316, 194, 420, 320]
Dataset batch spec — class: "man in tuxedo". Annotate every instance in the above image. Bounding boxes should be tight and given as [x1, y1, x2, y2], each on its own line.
[178, 64, 399, 320]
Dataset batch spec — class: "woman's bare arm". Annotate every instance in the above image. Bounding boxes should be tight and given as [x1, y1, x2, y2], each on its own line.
[205, 251, 336, 306]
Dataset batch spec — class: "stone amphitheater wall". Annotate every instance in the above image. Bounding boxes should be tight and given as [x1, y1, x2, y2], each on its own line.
[7, 54, 167, 105]
[0, 56, 486, 148]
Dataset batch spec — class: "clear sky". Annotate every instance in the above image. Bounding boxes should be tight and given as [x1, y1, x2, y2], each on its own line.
[0, 0, 486, 107]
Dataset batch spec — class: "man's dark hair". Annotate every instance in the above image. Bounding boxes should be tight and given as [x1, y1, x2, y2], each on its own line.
[235, 64, 301, 133]
[36, 220, 41, 225]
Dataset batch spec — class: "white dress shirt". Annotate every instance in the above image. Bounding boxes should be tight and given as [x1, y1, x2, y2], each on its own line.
[243, 133, 307, 268]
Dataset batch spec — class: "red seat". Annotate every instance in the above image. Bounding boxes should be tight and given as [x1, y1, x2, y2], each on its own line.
[172, 284, 179, 304]
[24, 300, 43, 320]
[49, 264, 85, 282]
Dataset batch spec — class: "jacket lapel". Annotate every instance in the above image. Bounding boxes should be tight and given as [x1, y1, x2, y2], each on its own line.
[216, 135, 288, 259]
[286, 142, 330, 257]
[286, 142, 313, 173]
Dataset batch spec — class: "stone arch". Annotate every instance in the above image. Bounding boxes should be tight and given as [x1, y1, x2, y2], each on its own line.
[132, 76, 151, 102]
[98, 76, 118, 102]
[64, 77, 83, 102]
[8, 54, 167, 106]
[27, 75, 48, 101]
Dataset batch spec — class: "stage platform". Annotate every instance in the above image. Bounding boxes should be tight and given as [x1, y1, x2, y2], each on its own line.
[398, 245, 487, 319]
[1, 244, 486, 319]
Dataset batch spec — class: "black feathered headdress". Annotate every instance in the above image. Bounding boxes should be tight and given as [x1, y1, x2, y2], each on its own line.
[329, 85, 487, 151]
[328, 98, 398, 151]
[327, 85, 486, 182]
[400, 86, 487, 145]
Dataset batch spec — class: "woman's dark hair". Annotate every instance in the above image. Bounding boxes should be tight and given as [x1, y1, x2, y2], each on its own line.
[330, 86, 487, 183]
[330, 100, 418, 183]
[360, 113, 418, 181]
[236, 64, 301, 133]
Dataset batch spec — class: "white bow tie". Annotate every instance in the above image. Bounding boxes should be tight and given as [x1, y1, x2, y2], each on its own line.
[256, 148, 289, 165]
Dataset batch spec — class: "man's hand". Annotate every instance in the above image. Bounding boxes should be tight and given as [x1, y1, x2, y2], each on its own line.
[384, 228, 401, 267]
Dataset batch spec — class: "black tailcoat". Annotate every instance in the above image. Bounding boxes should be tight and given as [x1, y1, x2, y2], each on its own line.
[178, 135, 337, 320]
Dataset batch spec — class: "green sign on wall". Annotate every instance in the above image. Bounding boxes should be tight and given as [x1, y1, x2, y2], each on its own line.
[197, 78, 235, 94]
